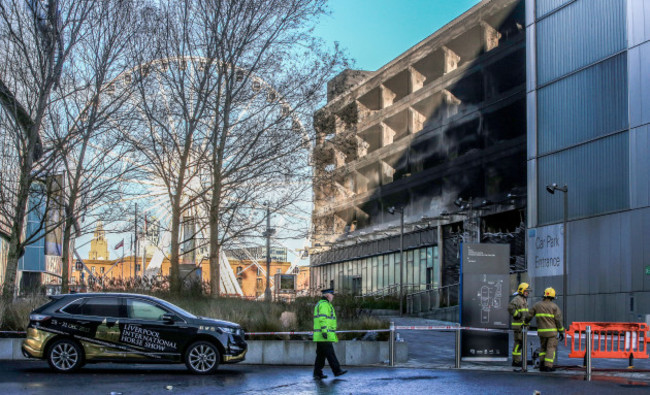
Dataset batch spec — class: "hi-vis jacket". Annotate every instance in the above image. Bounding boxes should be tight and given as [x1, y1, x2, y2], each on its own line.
[507, 294, 529, 332]
[313, 299, 338, 342]
[526, 299, 564, 338]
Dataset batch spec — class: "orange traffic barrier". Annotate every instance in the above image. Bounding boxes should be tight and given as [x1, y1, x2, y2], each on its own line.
[565, 322, 649, 361]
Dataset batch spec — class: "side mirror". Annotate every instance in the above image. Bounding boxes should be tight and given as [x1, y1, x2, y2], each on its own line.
[161, 313, 176, 324]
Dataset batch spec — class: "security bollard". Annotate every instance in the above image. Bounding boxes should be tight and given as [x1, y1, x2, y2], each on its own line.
[521, 327, 528, 372]
[454, 327, 461, 368]
[585, 325, 592, 381]
[389, 321, 395, 367]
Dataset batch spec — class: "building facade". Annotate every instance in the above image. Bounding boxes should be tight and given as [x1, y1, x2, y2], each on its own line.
[310, 0, 527, 297]
[526, 0, 650, 321]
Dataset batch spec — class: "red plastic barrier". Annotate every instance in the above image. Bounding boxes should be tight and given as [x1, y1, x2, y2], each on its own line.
[565, 322, 649, 359]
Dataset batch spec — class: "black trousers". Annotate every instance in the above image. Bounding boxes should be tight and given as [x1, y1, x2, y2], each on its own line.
[313, 342, 342, 375]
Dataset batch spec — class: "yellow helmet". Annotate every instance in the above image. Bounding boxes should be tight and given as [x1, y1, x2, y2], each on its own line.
[544, 287, 556, 299]
[517, 282, 530, 295]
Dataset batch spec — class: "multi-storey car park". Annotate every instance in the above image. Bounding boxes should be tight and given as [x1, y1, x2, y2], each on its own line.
[311, 0, 650, 323]
[310, 0, 527, 308]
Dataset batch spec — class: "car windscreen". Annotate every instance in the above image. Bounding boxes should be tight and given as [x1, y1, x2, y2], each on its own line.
[153, 298, 196, 319]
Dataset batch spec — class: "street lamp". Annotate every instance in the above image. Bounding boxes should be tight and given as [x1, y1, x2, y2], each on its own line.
[546, 183, 568, 326]
[263, 202, 275, 302]
[388, 206, 405, 316]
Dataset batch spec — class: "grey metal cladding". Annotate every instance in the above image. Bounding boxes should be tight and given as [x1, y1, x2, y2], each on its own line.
[536, 0, 626, 85]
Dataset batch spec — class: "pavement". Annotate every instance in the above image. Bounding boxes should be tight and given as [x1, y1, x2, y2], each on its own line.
[386, 315, 650, 381]
[2, 361, 650, 394]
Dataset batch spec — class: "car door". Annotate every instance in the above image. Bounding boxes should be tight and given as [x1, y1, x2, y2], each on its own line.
[75, 296, 125, 359]
[121, 297, 187, 362]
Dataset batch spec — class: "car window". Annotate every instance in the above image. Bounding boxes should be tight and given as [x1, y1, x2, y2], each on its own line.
[81, 297, 122, 317]
[127, 299, 168, 321]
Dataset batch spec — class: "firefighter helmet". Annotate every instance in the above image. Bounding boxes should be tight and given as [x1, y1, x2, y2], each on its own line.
[517, 282, 531, 295]
[544, 287, 556, 299]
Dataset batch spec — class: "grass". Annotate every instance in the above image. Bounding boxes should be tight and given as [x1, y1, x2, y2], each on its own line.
[0, 290, 391, 341]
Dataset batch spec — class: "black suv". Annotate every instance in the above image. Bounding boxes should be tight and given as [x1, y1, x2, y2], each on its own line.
[22, 293, 247, 374]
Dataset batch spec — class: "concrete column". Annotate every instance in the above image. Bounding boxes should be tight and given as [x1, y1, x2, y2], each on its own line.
[381, 122, 396, 147]
[442, 89, 461, 118]
[480, 21, 502, 52]
[355, 171, 369, 194]
[409, 107, 427, 134]
[442, 46, 461, 74]
[380, 160, 395, 185]
[333, 149, 346, 168]
[409, 66, 426, 93]
[355, 135, 369, 158]
[381, 84, 397, 108]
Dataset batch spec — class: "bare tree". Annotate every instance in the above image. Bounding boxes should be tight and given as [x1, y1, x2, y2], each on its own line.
[46, 0, 143, 293]
[193, 0, 347, 296]
[116, 0, 346, 296]
[124, 2, 216, 295]
[0, 0, 95, 303]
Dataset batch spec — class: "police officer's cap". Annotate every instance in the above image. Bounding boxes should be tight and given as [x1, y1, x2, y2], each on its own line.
[321, 288, 334, 295]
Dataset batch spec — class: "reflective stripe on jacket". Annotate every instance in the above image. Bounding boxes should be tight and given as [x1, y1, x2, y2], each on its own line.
[526, 299, 564, 338]
[313, 299, 338, 342]
[507, 294, 528, 331]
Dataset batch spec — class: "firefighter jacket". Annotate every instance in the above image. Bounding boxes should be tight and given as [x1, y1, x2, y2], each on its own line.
[526, 299, 564, 338]
[508, 294, 529, 332]
[313, 299, 338, 342]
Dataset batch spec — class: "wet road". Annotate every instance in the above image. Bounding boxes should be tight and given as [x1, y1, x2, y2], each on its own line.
[2, 360, 649, 395]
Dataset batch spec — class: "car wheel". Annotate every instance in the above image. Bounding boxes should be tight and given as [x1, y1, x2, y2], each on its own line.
[47, 338, 84, 373]
[184, 341, 220, 374]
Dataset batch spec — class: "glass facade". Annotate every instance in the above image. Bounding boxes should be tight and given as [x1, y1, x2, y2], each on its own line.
[311, 245, 440, 295]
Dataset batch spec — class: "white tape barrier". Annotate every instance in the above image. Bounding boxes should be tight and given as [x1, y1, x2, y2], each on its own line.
[245, 327, 537, 336]
[246, 329, 391, 336]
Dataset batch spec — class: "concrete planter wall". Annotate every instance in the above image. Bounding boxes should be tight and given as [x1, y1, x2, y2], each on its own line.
[0, 338, 408, 365]
[0, 338, 25, 360]
[242, 340, 408, 365]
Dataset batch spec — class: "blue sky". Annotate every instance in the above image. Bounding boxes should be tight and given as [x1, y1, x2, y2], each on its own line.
[78, 1, 483, 265]
[315, 0, 482, 71]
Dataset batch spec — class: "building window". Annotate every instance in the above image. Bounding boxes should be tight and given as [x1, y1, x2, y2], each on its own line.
[276, 268, 281, 274]
[91, 267, 96, 273]
[236, 266, 243, 275]
[100, 267, 105, 274]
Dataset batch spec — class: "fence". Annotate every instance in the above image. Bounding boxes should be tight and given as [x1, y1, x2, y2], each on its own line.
[406, 283, 459, 314]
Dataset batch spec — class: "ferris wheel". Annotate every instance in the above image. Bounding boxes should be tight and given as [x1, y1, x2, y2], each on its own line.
[90, 55, 314, 294]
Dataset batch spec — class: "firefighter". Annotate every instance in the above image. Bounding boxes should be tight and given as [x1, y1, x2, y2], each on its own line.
[508, 282, 531, 367]
[313, 288, 347, 379]
[526, 287, 564, 371]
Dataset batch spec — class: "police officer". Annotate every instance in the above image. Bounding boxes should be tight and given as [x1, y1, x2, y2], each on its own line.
[508, 282, 530, 367]
[313, 288, 347, 379]
[526, 287, 564, 371]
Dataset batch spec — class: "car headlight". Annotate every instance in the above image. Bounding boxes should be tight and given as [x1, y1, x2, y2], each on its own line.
[219, 327, 237, 334]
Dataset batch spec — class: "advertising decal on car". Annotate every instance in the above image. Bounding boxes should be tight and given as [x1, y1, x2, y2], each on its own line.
[34, 318, 179, 358]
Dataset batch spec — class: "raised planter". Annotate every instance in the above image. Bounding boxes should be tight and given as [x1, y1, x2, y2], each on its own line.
[0, 337, 408, 365]
[242, 340, 408, 365]
[0, 338, 26, 360]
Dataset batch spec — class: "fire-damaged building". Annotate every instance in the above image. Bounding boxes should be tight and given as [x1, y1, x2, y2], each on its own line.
[310, 0, 527, 305]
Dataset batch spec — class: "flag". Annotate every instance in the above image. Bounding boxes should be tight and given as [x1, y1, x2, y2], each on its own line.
[114, 239, 124, 250]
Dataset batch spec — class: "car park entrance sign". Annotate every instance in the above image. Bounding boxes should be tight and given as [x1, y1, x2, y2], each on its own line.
[527, 224, 564, 277]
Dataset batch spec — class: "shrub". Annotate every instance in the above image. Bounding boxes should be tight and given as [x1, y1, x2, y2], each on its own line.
[0, 289, 391, 340]
[0, 294, 48, 331]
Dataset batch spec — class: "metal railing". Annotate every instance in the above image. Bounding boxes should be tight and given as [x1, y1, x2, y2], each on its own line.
[354, 283, 422, 299]
[406, 283, 459, 314]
